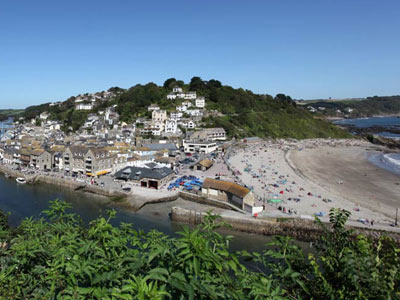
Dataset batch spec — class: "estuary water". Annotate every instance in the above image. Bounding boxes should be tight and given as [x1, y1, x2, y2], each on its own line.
[0, 174, 281, 253]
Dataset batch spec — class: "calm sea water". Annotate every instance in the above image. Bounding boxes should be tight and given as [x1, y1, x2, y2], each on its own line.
[334, 116, 400, 129]
[334, 117, 400, 176]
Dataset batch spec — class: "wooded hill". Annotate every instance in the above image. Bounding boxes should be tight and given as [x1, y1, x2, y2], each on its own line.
[21, 77, 351, 138]
[304, 95, 400, 118]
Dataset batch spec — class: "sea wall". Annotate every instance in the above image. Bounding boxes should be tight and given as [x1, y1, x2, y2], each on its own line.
[0, 165, 127, 199]
[171, 206, 400, 243]
[178, 191, 245, 213]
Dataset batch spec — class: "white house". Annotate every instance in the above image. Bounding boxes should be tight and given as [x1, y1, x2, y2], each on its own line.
[176, 105, 187, 112]
[345, 107, 354, 113]
[186, 109, 203, 117]
[195, 97, 205, 108]
[40, 112, 49, 120]
[148, 104, 160, 111]
[173, 87, 183, 93]
[165, 120, 178, 134]
[167, 93, 177, 100]
[308, 107, 317, 113]
[170, 111, 183, 120]
[76, 104, 93, 111]
[184, 92, 197, 100]
[180, 119, 196, 129]
[182, 100, 192, 108]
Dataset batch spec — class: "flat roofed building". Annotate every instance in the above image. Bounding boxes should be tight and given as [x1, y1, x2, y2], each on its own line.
[183, 140, 217, 154]
[114, 166, 174, 189]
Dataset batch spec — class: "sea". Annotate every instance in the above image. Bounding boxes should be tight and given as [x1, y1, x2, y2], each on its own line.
[0, 118, 280, 253]
[334, 116, 400, 176]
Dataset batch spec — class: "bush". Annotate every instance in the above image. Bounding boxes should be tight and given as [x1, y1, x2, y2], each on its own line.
[0, 200, 398, 299]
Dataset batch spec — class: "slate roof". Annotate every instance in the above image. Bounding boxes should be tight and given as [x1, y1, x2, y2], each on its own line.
[142, 143, 177, 151]
[115, 166, 173, 181]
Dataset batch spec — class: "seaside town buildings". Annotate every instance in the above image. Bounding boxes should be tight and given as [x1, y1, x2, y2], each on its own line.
[0, 86, 259, 209]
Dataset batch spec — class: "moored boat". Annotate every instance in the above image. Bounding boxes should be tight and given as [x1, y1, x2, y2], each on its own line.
[16, 177, 26, 184]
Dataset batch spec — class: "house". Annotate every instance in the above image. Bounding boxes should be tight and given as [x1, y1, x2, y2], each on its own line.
[308, 107, 317, 113]
[176, 105, 187, 112]
[182, 100, 192, 108]
[183, 140, 217, 154]
[19, 149, 32, 167]
[186, 109, 203, 117]
[201, 178, 255, 211]
[37, 150, 53, 170]
[76, 104, 93, 111]
[148, 104, 160, 111]
[345, 107, 354, 113]
[170, 111, 183, 120]
[152, 110, 167, 123]
[190, 159, 213, 171]
[173, 87, 183, 93]
[114, 166, 174, 189]
[195, 96, 205, 108]
[184, 92, 196, 100]
[2, 148, 17, 164]
[190, 128, 226, 141]
[40, 112, 49, 120]
[179, 119, 196, 129]
[63, 146, 114, 176]
[165, 120, 178, 134]
[167, 93, 177, 100]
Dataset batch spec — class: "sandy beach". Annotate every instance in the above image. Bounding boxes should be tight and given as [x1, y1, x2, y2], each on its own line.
[289, 146, 400, 220]
[227, 139, 400, 228]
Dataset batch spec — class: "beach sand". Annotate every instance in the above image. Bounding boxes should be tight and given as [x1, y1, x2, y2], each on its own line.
[227, 140, 399, 227]
[289, 146, 400, 220]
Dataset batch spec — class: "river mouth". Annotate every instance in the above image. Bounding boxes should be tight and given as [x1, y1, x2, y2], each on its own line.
[0, 174, 309, 253]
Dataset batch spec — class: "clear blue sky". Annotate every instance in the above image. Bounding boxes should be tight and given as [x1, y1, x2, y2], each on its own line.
[1, 0, 399, 108]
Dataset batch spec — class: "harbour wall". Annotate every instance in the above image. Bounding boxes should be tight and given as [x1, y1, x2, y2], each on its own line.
[171, 206, 400, 243]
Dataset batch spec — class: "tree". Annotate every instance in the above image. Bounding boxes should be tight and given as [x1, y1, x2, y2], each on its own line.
[163, 78, 177, 89]
[208, 79, 222, 88]
[189, 76, 206, 91]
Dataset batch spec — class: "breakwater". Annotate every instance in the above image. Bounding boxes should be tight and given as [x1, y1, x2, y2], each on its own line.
[171, 206, 400, 243]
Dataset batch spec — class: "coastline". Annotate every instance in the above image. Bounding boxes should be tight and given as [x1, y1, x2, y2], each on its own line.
[288, 146, 400, 220]
[2, 138, 400, 241]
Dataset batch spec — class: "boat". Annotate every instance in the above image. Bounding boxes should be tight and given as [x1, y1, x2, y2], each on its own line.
[16, 177, 26, 184]
[4, 173, 10, 178]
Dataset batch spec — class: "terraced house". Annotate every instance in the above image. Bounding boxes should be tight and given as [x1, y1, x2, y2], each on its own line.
[63, 146, 115, 176]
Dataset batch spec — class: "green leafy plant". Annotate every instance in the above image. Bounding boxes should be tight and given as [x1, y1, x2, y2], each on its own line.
[0, 203, 398, 299]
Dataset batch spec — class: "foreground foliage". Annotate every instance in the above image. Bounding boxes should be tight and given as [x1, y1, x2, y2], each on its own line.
[0, 201, 399, 299]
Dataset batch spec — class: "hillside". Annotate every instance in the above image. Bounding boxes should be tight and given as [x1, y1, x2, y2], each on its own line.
[21, 77, 351, 139]
[0, 109, 25, 120]
[303, 96, 400, 118]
